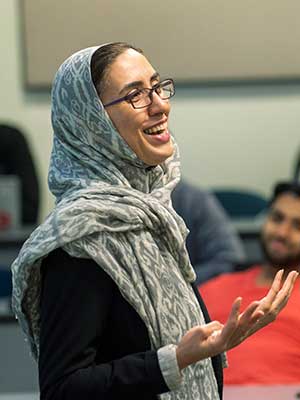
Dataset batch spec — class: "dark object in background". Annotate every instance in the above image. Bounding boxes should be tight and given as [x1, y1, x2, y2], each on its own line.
[293, 149, 300, 182]
[213, 189, 267, 219]
[0, 269, 12, 297]
[0, 124, 40, 225]
[172, 180, 246, 283]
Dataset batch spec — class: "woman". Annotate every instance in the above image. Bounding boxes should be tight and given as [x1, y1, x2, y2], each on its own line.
[12, 43, 298, 400]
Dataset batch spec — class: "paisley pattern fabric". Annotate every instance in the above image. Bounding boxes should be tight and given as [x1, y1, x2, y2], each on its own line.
[11, 46, 220, 400]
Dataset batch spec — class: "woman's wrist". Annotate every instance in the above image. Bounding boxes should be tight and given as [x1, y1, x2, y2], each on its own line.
[157, 344, 183, 390]
[176, 344, 189, 371]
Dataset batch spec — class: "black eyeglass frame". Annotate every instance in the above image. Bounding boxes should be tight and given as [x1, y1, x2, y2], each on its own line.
[103, 78, 175, 109]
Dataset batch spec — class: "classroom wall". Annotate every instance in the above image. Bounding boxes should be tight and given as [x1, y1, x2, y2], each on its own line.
[23, 1, 300, 87]
[1, 0, 300, 221]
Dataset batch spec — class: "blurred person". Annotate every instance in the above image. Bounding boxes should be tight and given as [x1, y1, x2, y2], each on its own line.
[11, 43, 298, 399]
[0, 124, 39, 225]
[172, 179, 245, 284]
[200, 181, 300, 385]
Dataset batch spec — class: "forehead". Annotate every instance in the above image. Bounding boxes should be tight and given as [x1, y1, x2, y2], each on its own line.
[270, 193, 300, 219]
[106, 49, 156, 91]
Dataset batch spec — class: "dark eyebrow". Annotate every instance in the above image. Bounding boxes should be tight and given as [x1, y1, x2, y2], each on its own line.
[269, 208, 283, 217]
[119, 72, 160, 95]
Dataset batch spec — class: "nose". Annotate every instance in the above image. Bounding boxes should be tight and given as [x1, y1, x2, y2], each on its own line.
[148, 91, 170, 116]
[275, 221, 291, 238]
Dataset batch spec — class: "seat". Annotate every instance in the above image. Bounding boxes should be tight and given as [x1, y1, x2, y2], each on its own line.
[0, 269, 12, 297]
[0, 269, 12, 315]
[213, 189, 268, 219]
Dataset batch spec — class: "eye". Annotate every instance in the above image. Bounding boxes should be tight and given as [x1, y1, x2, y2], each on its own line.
[155, 86, 163, 95]
[154, 80, 173, 98]
[269, 210, 284, 224]
[127, 89, 143, 103]
[153, 82, 163, 94]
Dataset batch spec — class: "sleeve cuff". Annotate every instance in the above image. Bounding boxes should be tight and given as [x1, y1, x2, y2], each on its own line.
[157, 344, 183, 391]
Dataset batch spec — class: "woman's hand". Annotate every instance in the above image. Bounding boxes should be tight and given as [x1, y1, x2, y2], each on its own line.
[176, 269, 298, 370]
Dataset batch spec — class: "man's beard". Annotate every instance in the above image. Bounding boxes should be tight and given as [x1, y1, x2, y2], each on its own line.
[260, 238, 300, 269]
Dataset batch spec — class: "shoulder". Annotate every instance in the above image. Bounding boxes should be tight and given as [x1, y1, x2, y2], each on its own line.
[41, 247, 115, 288]
[173, 181, 206, 200]
[172, 181, 212, 216]
[43, 247, 99, 270]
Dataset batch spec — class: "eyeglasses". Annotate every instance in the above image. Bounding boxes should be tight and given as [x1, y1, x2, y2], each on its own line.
[103, 78, 175, 109]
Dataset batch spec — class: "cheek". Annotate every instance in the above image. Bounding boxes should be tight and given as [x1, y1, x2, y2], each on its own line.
[262, 226, 277, 247]
[291, 232, 300, 248]
[115, 117, 141, 148]
[106, 110, 147, 160]
[262, 223, 272, 238]
[107, 107, 141, 138]
[106, 108, 124, 132]
[114, 116, 130, 137]
[265, 221, 281, 237]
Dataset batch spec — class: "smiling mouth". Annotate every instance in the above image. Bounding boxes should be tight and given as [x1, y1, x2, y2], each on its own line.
[143, 123, 166, 135]
[270, 239, 288, 251]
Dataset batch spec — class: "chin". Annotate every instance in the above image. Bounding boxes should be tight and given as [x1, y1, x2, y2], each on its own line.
[160, 142, 175, 160]
[142, 144, 174, 166]
[150, 151, 174, 166]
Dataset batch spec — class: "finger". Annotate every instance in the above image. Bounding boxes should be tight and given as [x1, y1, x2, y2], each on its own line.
[239, 300, 261, 324]
[280, 270, 299, 295]
[224, 298, 266, 345]
[263, 269, 284, 305]
[232, 301, 263, 340]
[203, 321, 224, 336]
[206, 321, 224, 341]
[220, 297, 242, 339]
[229, 297, 242, 323]
[271, 270, 299, 311]
[257, 269, 284, 314]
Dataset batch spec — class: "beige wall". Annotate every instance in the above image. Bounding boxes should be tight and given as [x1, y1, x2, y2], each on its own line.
[23, 1, 300, 86]
[0, 1, 54, 221]
[1, 0, 300, 222]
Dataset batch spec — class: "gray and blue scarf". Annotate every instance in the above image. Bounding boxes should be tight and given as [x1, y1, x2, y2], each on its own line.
[11, 46, 219, 400]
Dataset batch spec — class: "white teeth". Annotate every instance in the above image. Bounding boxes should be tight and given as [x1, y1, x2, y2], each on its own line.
[144, 123, 166, 135]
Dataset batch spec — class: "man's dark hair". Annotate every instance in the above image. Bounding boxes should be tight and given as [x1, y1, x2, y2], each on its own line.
[90, 42, 143, 97]
[270, 181, 300, 205]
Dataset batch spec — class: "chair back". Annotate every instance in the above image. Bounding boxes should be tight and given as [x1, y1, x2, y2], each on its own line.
[213, 189, 268, 218]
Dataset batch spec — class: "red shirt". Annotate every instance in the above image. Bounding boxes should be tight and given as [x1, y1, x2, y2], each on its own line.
[200, 267, 300, 384]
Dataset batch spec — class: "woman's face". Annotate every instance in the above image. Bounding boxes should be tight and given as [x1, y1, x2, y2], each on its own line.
[100, 49, 174, 166]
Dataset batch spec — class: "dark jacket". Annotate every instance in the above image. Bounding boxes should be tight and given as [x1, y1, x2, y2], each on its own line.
[39, 248, 223, 399]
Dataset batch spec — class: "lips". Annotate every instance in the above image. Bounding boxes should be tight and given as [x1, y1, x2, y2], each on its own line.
[269, 239, 288, 253]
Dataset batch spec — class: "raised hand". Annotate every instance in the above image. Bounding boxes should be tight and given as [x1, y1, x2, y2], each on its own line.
[222, 269, 298, 349]
[176, 269, 298, 370]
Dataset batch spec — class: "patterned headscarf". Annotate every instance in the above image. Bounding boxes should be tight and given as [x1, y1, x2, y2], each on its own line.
[11, 46, 219, 399]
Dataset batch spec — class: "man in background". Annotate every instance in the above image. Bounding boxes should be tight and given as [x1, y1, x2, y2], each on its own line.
[200, 181, 300, 384]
